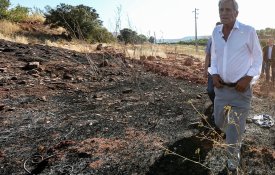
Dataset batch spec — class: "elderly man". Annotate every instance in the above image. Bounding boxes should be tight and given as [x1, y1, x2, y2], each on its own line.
[210, 0, 262, 173]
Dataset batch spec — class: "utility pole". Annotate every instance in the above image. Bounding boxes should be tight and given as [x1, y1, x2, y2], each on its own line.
[193, 8, 199, 52]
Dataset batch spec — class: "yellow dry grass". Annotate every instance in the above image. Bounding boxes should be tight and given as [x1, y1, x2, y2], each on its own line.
[0, 20, 205, 59]
[44, 39, 98, 53]
[0, 20, 22, 36]
[119, 43, 205, 60]
[26, 14, 45, 23]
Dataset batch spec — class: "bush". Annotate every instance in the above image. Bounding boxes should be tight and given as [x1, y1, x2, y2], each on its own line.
[44, 3, 115, 43]
[0, 0, 30, 22]
[87, 26, 115, 43]
[178, 38, 208, 46]
[7, 5, 29, 22]
[117, 28, 148, 45]
[0, 0, 10, 19]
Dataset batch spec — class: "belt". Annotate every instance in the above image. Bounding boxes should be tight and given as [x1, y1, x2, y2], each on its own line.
[221, 82, 237, 87]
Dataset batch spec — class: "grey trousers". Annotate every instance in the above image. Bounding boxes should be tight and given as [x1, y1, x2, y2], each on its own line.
[214, 86, 252, 160]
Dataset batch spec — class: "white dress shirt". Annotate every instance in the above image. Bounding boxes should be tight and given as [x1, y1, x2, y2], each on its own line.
[210, 20, 263, 84]
[268, 46, 273, 59]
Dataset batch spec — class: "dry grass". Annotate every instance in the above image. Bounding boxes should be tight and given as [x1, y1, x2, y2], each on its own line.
[120, 44, 168, 59]
[44, 39, 99, 53]
[0, 20, 22, 36]
[13, 35, 29, 44]
[0, 32, 29, 44]
[115, 43, 205, 60]
[26, 13, 45, 23]
[158, 44, 205, 59]
[0, 20, 29, 44]
[0, 20, 205, 59]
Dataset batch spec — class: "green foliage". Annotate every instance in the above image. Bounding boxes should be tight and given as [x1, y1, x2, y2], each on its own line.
[0, 0, 29, 22]
[178, 38, 208, 46]
[257, 28, 275, 39]
[7, 5, 29, 22]
[148, 36, 155, 43]
[136, 34, 147, 44]
[44, 3, 114, 43]
[117, 28, 148, 45]
[0, 0, 10, 19]
[118, 28, 136, 44]
[257, 28, 275, 47]
[87, 26, 115, 43]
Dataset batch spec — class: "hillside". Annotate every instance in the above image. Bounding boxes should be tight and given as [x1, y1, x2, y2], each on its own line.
[0, 23, 274, 175]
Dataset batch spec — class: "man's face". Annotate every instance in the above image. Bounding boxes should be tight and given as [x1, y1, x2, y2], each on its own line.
[219, 0, 238, 25]
[268, 39, 274, 46]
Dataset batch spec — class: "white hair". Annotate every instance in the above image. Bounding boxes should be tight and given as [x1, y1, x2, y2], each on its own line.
[219, 0, 239, 11]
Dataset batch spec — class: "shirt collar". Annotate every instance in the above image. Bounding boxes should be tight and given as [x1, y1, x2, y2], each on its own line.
[233, 20, 240, 30]
[218, 20, 240, 36]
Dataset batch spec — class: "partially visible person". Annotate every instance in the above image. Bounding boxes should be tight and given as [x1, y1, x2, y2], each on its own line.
[262, 38, 275, 84]
[204, 22, 222, 105]
[210, 0, 262, 173]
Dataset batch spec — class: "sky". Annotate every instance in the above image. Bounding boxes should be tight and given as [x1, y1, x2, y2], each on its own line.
[9, 0, 275, 39]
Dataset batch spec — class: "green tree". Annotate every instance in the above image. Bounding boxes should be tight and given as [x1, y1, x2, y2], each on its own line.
[44, 3, 114, 43]
[0, 0, 10, 19]
[87, 26, 115, 43]
[136, 34, 147, 44]
[148, 36, 155, 43]
[117, 28, 137, 44]
[7, 5, 29, 22]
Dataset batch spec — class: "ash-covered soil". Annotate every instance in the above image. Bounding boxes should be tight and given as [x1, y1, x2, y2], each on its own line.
[0, 39, 274, 175]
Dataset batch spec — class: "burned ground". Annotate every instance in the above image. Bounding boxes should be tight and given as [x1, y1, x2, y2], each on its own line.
[0, 39, 274, 175]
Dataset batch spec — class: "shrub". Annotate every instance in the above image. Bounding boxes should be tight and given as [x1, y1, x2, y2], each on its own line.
[7, 5, 29, 22]
[44, 3, 115, 43]
[0, 0, 10, 19]
[117, 28, 148, 45]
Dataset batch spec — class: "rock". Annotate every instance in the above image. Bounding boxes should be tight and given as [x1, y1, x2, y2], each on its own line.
[3, 47, 16, 52]
[99, 60, 109, 67]
[96, 44, 103, 50]
[184, 57, 194, 66]
[122, 88, 133, 94]
[147, 55, 155, 61]
[10, 76, 18, 80]
[23, 61, 40, 70]
[140, 55, 146, 61]
[63, 73, 73, 80]
[0, 68, 7, 72]
[40, 96, 47, 101]
[0, 104, 5, 111]
[17, 80, 27, 85]
[27, 69, 39, 75]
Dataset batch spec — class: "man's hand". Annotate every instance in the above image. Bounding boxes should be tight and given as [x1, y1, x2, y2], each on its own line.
[212, 74, 223, 88]
[235, 76, 252, 92]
